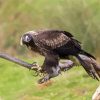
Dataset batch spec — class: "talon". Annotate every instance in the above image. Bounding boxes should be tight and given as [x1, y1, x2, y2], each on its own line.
[38, 72, 45, 77]
[38, 78, 48, 84]
[33, 71, 39, 76]
[38, 74, 50, 84]
[31, 62, 41, 71]
[38, 78, 45, 84]
[30, 62, 43, 77]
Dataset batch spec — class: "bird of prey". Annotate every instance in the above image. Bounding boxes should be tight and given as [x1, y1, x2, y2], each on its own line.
[20, 30, 100, 84]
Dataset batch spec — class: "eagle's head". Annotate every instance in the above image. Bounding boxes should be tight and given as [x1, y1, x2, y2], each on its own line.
[20, 31, 36, 47]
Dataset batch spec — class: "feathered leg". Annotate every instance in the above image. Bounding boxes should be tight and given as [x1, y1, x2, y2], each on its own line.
[38, 66, 61, 84]
[38, 60, 74, 84]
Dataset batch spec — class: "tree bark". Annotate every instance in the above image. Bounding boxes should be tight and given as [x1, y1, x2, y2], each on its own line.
[0, 52, 38, 70]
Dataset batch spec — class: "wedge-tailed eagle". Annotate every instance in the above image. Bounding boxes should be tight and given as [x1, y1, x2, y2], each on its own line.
[20, 30, 100, 84]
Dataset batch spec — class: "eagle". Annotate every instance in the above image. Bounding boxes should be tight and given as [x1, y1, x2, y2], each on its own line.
[20, 29, 100, 84]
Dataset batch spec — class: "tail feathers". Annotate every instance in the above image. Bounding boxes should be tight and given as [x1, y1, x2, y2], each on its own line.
[76, 54, 100, 80]
[80, 50, 96, 60]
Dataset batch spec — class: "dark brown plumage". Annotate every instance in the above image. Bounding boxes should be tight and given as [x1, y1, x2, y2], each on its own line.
[20, 29, 100, 83]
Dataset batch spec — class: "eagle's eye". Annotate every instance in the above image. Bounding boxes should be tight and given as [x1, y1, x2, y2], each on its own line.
[20, 34, 33, 45]
[24, 35, 31, 42]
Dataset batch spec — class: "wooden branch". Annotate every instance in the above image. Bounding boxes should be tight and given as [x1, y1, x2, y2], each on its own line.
[0, 52, 75, 84]
[0, 52, 38, 70]
[0, 52, 74, 75]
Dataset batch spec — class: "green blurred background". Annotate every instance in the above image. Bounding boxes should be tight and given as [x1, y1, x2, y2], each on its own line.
[0, 0, 100, 100]
[0, 0, 100, 56]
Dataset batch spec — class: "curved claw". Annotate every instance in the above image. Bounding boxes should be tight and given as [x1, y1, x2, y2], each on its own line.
[29, 62, 44, 77]
[31, 62, 41, 71]
[33, 70, 45, 77]
[33, 71, 39, 76]
[38, 75, 50, 84]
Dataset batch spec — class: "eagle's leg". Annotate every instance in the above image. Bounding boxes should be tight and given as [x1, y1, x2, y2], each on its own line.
[38, 60, 74, 84]
[38, 66, 61, 84]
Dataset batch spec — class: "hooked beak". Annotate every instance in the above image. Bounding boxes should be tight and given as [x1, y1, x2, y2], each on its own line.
[20, 37, 23, 46]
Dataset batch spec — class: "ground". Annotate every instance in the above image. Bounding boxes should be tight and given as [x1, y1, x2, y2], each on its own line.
[0, 56, 99, 100]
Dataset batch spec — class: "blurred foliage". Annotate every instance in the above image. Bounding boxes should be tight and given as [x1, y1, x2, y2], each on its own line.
[0, 0, 100, 56]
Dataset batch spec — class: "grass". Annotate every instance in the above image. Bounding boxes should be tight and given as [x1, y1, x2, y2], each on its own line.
[0, 57, 99, 100]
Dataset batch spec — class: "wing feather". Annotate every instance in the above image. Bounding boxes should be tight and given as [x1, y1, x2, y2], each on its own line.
[34, 31, 71, 49]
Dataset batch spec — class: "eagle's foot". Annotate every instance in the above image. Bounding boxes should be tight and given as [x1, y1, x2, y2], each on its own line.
[38, 74, 50, 84]
[31, 62, 40, 70]
[30, 62, 43, 76]
[38, 66, 61, 84]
